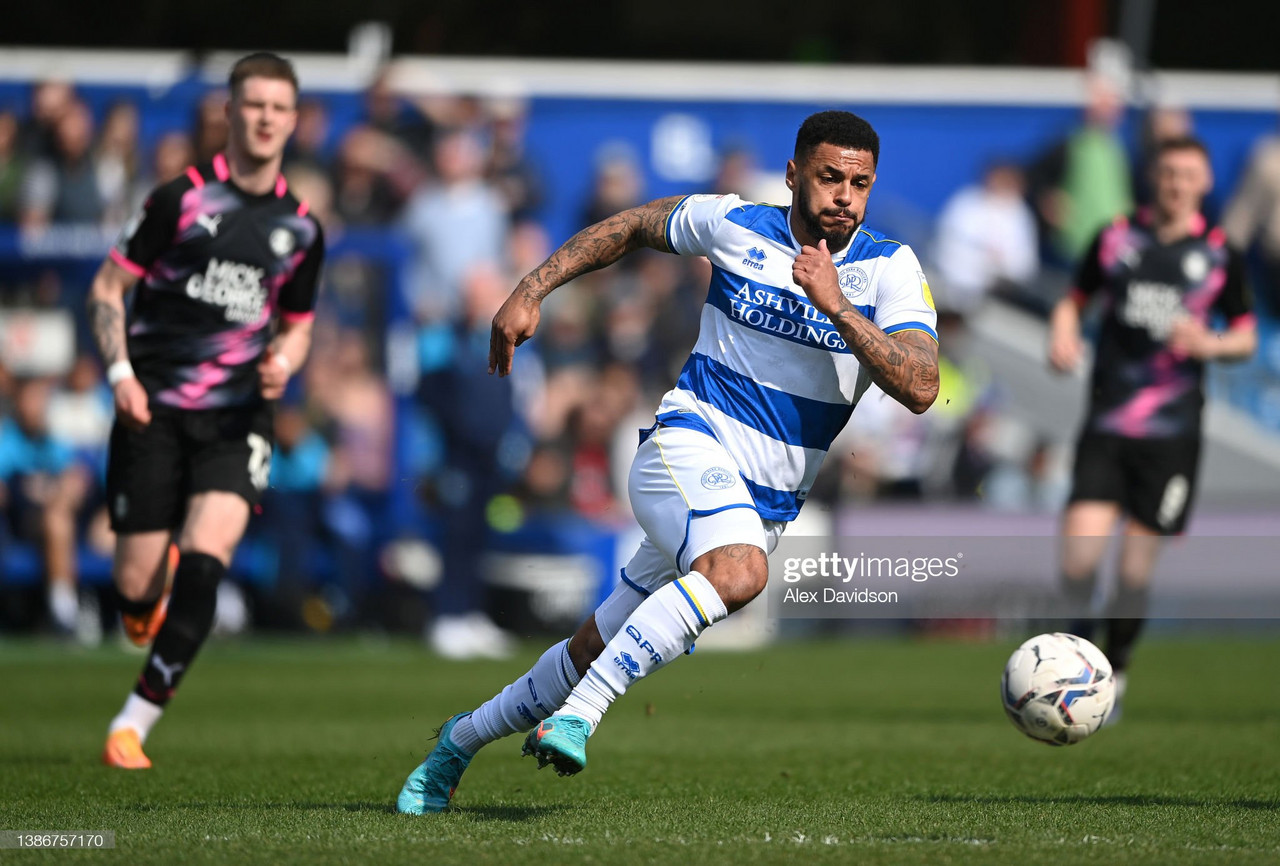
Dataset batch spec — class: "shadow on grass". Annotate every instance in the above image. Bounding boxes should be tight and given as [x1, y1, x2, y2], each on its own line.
[150, 802, 568, 820]
[152, 802, 398, 814]
[459, 804, 572, 823]
[919, 794, 1279, 810]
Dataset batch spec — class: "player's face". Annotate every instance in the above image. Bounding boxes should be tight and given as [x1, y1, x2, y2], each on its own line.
[786, 143, 876, 249]
[227, 76, 298, 166]
[1152, 147, 1212, 222]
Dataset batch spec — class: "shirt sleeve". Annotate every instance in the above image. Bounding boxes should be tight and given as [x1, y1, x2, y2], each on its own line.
[1213, 246, 1255, 325]
[110, 178, 185, 277]
[277, 220, 326, 318]
[664, 194, 743, 257]
[871, 244, 939, 341]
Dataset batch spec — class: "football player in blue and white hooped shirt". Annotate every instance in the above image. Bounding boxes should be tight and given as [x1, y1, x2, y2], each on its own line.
[397, 111, 939, 813]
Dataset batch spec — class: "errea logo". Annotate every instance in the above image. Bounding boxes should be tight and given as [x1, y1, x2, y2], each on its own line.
[742, 247, 767, 271]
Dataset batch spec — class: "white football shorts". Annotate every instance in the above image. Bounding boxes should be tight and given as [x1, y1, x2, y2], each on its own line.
[594, 423, 787, 642]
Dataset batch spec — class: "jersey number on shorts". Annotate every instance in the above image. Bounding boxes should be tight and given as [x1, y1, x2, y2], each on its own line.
[247, 432, 272, 492]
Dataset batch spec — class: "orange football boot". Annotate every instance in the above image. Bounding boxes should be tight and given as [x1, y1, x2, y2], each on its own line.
[102, 728, 152, 769]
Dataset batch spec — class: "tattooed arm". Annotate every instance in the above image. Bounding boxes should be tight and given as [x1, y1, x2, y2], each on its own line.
[793, 240, 939, 414]
[88, 258, 151, 429]
[489, 195, 685, 376]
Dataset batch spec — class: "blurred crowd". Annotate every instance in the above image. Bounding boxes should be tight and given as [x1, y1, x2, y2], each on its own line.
[1, 69, 1277, 650]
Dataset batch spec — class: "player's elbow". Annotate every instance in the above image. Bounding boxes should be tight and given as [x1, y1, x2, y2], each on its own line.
[905, 383, 939, 415]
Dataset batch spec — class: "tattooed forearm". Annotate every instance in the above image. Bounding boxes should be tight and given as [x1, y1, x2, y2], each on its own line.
[833, 309, 940, 413]
[518, 195, 685, 303]
[87, 262, 133, 367]
[88, 295, 127, 365]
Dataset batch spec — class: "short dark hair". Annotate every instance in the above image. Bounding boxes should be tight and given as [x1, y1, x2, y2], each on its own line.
[1154, 134, 1209, 162]
[794, 110, 879, 166]
[228, 52, 298, 99]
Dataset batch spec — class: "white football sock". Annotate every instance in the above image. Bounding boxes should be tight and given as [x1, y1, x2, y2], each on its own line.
[109, 693, 164, 743]
[558, 571, 727, 730]
[48, 581, 79, 631]
[451, 638, 580, 754]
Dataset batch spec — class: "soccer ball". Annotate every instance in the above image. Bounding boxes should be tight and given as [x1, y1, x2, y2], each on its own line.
[1001, 632, 1116, 746]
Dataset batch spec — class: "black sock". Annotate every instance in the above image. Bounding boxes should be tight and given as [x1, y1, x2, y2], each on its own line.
[1105, 583, 1150, 672]
[135, 552, 223, 706]
[1060, 570, 1097, 640]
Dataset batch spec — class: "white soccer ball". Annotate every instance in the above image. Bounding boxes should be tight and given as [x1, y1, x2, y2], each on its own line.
[1001, 632, 1116, 746]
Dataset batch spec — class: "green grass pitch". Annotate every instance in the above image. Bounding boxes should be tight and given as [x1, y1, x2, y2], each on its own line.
[2, 634, 1278, 865]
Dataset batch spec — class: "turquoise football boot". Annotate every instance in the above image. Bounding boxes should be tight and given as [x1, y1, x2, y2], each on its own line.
[397, 713, 474, 814]
[521, 714, 592, 776]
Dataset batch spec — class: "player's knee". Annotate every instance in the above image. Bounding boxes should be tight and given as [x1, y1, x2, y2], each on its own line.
[693, 544, 769, 613]
[116, 554, 168, 601]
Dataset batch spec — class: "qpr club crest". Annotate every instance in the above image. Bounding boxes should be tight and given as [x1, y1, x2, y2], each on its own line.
[269, 227, 296, 257]
[701, 467, 737, 490]
[838, 265, 868, 299]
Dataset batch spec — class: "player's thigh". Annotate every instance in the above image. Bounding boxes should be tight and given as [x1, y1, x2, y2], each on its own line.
[182, 405, 271, 562]
[1122, 436, 1200, 535]
[185, 405, 273, 514]
[106, 411, 186, 535]
[1067, 432, 1127, 510]
[628, 425, 766, 574]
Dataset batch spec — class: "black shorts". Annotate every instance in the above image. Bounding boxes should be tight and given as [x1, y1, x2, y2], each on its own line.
[106, 403, 274, 534]
[1068, 431, 1200, 535]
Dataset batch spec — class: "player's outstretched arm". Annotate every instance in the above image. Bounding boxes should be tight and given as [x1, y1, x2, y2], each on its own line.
[793, 240, 939, 414]
[488, 195, 685, 376]
[87, 258, 151, 429]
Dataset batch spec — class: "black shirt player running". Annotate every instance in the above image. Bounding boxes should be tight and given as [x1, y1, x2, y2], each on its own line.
[1048, 135, 1256, 709]
[91, 53, 324, 769]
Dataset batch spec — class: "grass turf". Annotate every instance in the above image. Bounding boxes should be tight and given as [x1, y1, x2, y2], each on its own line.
[1, 634, 1278, 865]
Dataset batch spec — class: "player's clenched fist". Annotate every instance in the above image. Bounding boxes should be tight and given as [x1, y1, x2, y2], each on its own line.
[113, 377, 151, 430]
[488, 292, 541, 377]
[792, 239, 843, 318]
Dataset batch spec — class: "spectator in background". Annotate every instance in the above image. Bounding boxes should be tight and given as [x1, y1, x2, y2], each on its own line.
[94, 101, 144, 229]
[1028, 75, 1132, 269]
[258, 396, 367, 630]
[147, 131, 197, 190]
[933, 160, 1040, 314]
[0, 377, 95, 639]
[19, 79, 76, 160]
[192, 90, 229, 163]
[1223, 128, 1280, 314]
[362, 66, 437, 157]
[1135, 103, 1194, 207]
[416, 262, 528, 659]
[486, 95, 543, 223]
[284, 98, 332, 175]
[0, 110, 26, 223]
[401, 129, 508, 323]
[309, 327, 394, 497]
[332, 125, 410, 226]
[580, 142, 644, 229]
[20, 99, 104, 228]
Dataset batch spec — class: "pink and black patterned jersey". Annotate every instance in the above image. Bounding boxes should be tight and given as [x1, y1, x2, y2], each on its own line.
[1072, 209, 1254, 439]
[111, 153, 324, 410]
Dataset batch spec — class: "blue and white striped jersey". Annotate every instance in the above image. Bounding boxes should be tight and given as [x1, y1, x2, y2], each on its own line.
[657, 193, 938, 521]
